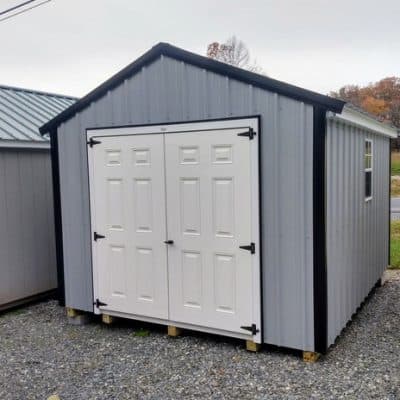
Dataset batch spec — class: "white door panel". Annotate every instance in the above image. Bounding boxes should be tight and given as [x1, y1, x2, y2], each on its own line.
[165, 129, 256, 335]
[88, 120, 261, 342]
[89, 134, 168, 319]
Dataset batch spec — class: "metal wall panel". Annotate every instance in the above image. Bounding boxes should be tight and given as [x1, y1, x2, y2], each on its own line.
[57, 55, 315, 351]
[326, 117, 389, 347]
[0, 149, 57, 308]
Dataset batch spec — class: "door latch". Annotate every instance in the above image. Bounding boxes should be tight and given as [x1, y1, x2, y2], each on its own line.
[164, 240, 174, 245]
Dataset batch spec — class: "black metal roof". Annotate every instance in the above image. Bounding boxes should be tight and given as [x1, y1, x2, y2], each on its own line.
[40, 42, 345, 134]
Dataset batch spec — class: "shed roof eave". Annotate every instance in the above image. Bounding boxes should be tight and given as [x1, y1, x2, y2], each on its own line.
[0, 140, 50, 149]
[327, 107, 398, 138]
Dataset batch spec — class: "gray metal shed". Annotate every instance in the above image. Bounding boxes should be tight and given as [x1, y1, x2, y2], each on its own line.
[0, 85, 76, 311]
[40, 43, 396, 356]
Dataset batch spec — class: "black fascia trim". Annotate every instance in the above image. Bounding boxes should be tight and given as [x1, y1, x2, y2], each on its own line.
[313, 106, 328, 354]
[49, 129, 65, 306]
[388, 139, 391, 266]
[40, 43, 345, 134]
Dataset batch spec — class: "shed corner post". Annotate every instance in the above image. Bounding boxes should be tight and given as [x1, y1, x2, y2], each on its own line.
[49, 128, 66, 307]
[388, 138, 392, 267]
[313, 106, 328, 354]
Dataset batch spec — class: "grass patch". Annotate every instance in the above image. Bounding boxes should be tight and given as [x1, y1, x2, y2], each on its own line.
[390, 220, 400, 269]
[2, 308, 26, 317]
[391, 177, 400, 197]
[391, 152, 400, 176]
[133, 329, 150, 337]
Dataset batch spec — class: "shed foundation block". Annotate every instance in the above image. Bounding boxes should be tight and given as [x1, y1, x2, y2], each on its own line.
[303, 351, 321, 362]
[167, 325, 182, 337]
[102, 314, 115, 325]
[67, 314, 90, 326]
[246, 340, 261, 352]
[66, 307, 90, 325]
[66, 307, 79, 318]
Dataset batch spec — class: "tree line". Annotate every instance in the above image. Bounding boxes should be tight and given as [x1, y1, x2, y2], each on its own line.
[330, 78, 400, 130]
[207, 37, 399, 147]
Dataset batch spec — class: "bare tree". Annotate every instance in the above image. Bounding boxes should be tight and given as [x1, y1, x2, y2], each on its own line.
[207, 36, 264, 74]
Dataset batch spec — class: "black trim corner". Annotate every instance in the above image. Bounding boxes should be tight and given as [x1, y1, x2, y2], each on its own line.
[313, 106, 328, 354]
[389, 139, 392, 267]
[49, 129, 65, 306]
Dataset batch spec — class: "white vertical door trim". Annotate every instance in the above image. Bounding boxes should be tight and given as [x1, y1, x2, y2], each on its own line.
[87, 140, 99, 314]
[249, 118, 261, 343]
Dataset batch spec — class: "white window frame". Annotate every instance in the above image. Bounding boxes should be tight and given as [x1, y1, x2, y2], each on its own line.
[365, 138, 373, 202]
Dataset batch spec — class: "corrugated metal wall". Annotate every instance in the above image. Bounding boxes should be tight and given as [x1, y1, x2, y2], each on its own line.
[57, 55, 315, 351]
[0, 149, 57, 308]
[326, 117, 390, 347]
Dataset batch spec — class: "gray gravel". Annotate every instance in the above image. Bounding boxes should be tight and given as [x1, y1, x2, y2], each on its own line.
[0, 271, 399, 400]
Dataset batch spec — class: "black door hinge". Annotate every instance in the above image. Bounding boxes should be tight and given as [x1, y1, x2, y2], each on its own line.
[94, 298, 107, 308]
[94, 232, 105, 241]
[87, 138, 101, 147]
[237, 127, 256, 140]
[239, 242, 255, 254]
[240, 324, 259, 336]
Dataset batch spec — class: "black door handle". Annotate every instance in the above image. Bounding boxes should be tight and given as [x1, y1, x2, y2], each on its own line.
[164, 240, 174, 245]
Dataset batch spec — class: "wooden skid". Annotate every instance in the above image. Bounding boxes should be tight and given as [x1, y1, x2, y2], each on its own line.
[303, 351, 321, 362]
[167, 325, 182, 337]
[246, 340, 261, 352]
[66, 307, 80, 318]
[102, 314, 115, 324]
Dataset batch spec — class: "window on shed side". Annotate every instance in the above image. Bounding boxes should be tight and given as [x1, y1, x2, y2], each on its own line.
[364, 139, 373, 201]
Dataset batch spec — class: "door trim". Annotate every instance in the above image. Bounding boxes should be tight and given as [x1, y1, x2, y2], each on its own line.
[101, 309, 254, 341]
[85, 115, 262, 133]
[86, 116, 262, 342]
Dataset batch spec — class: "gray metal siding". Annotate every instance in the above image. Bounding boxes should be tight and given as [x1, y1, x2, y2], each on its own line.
[57, 55, 315, 351]
[326, 118, 390, 347]
[0, 149, 57, 307]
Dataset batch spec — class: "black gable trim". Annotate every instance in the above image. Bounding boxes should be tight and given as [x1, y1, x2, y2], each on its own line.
[40, 42, 345, 134]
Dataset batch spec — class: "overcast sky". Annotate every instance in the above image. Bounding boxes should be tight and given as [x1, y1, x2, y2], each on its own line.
[0, 0, 399, 98]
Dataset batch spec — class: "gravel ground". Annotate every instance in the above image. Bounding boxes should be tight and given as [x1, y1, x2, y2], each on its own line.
[0, 271, 399, 400]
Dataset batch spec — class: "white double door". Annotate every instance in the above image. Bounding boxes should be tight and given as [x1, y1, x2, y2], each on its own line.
[88, 124, 260, 339]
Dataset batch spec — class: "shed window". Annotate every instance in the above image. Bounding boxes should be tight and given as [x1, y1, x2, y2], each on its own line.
[364, 139, 373, 201]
